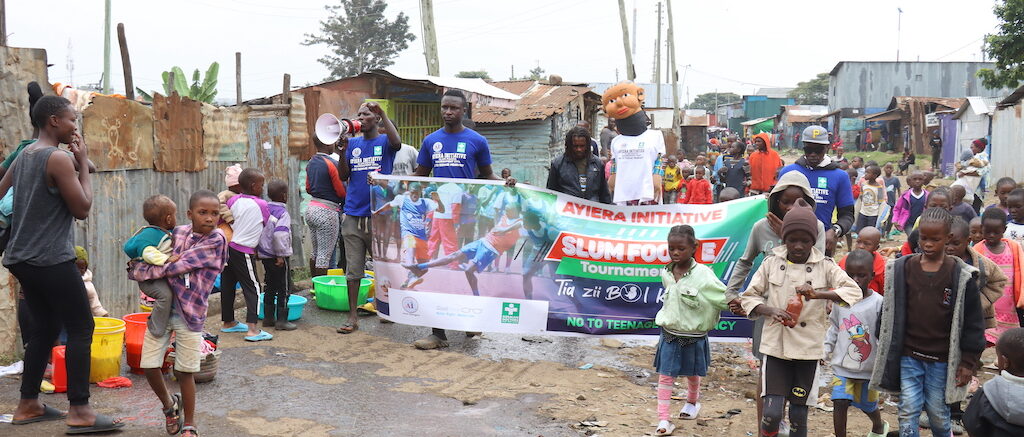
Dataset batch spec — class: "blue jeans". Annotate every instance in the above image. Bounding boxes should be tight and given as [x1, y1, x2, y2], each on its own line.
[899, 356, 950, 436]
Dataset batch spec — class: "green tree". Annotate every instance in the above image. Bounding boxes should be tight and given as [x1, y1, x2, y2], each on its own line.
[455, 70, 491, 80]
[979, 0, 1024, 89]
[303, 0, 415, 80]
[788, 73, 829, 105]
[687, 91, 740, 111]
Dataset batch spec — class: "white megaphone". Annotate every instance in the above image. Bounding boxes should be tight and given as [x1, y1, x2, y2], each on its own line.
[314, 113, 362, 144]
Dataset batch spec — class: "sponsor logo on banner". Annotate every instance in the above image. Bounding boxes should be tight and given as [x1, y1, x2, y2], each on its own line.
[501, 303, 521, 324]
[402, 297, 419, 314]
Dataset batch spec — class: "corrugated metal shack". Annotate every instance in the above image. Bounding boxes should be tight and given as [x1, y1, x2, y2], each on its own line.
[75, 93, 313, 320]
[679, 110, 709, 158]
[471, 80, 601, 185]
[951, 97, 998, 170]
[990, 86, 1024, 183]
[253, 69, 520, 158]
[863, 96, 964, 154]
[778, 105, 828, 149]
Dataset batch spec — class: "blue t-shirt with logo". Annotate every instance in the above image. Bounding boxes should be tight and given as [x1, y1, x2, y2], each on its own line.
[778, 164, 855, 228]
[417, 127, 492, 179]
[345, 135, 397, 217]
[390, 194, 438, 241]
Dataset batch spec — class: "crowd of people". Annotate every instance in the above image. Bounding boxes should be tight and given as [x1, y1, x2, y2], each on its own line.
[5, 78, 1023, 437]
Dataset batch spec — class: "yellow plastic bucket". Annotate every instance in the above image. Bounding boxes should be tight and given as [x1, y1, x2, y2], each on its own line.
[90, 317, 125, 383]
[327, 268, 344, 277]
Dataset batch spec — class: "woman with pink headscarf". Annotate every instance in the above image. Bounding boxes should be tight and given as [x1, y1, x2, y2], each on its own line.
[217, 164, 243, 242]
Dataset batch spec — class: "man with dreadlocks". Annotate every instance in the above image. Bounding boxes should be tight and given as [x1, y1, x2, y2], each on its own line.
[546, 126, 611, 204]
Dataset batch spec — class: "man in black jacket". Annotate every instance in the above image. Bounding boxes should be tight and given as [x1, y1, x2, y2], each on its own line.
[546, 126, 612, 204]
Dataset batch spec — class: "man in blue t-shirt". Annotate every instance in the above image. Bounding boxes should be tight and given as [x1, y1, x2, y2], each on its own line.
[778, 125, 855, 256]
[410, 89, 515, 350]
[337, 101, 400, 334]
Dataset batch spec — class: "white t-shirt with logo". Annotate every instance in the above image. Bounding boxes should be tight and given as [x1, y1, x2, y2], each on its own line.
[610, 129, 665, 204]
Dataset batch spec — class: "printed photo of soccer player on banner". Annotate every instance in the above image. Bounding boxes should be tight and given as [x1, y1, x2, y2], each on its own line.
[370, 174, 766, 340]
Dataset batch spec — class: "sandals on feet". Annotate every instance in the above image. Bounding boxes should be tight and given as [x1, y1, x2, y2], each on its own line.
[244, 330, 273, 342]
[679, 402, 700, 420]
[11, 404, 66, 425]
[220, 322, 247, 333]
[654, 419, 675, 436]
[163, 393, 183, 435]
[336, 323, 358, 334]
[65, 414, 125, 435]
[180, 425, 199, 437]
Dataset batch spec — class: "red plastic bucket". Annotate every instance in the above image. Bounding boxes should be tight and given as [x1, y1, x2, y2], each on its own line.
[122, 313, 149, 374]
[51, 346, 67, 393]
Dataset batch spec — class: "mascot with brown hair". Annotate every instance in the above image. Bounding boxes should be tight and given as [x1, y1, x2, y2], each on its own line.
[603, 81, 665, 205]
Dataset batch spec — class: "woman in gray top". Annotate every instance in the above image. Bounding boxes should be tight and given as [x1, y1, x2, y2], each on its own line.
[2, 96, 123, 434]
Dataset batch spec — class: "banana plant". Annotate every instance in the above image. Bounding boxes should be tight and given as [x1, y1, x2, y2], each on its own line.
[136, 62, 219, 103]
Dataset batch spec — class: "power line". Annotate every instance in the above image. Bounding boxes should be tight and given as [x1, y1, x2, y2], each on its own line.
[934, 36, 985, 61]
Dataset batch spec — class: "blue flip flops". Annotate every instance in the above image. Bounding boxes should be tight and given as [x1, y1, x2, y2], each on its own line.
[244, 330, 273, 342]
[220, 322, 247, 333]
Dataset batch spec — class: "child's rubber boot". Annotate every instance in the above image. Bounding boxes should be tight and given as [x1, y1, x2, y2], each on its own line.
[275, 321, 297, 331]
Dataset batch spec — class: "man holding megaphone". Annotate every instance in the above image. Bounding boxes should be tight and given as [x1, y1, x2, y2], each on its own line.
[335, 101, 402, 334]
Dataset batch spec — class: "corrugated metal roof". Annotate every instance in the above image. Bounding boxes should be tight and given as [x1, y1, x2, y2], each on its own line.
[741, 116, 776, 126]
[953, 96, 999, 119]
[472, 81, 596, 123]
[888, 96, 966, 111]
[999, 85, 1024, 106]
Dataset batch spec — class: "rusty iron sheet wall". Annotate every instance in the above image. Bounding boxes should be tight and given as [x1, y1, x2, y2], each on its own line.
[201, 104, 250, 162]
[75, 160, 312, 318]
[82, 96, 155, 170]
[153, 93, 205, 172]
[0, 46, 52, 160]
[288, 93, 310, 157]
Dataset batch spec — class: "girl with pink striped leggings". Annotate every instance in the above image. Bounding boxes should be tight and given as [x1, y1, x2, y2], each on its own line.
[652, 225, 730, 436]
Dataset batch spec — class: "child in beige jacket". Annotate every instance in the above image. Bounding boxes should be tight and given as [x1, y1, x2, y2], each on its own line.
[739, 200, 862, 437]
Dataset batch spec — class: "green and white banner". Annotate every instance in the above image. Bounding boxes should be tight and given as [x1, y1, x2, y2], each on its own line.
[369, 174, 767, 339]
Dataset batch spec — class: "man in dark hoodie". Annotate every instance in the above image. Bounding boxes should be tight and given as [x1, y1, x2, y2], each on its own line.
[963, 327, 1024, 436]
[779, 125, 855, 256]
[546, 126, 612, 203]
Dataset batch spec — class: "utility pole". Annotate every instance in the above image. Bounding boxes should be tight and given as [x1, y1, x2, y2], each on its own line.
[896, 7, 903, 62]
[419, 0, 440, 76]
[117, 23, 134, 100]
[1, 0, 7, 46]
[235, 52, 242, 105]
[666, 0, 679, 130]
[655, 1, 662, 106]
[617, 0, 636, 81]
[102, 0, 112, 93]
[631, 3, 637, 57]
[283, 74, 291, 105]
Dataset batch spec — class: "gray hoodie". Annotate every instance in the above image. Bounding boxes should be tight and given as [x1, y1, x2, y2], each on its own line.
[725, 171, 826, 300]
[987, 371, 1024, 426]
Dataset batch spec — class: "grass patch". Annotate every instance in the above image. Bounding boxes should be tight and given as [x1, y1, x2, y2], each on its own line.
[844, 151, 929, 167]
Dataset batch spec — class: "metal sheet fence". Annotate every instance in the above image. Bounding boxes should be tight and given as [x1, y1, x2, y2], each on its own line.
[75, 114, 312, 318]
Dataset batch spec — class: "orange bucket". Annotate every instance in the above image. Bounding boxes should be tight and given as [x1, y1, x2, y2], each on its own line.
[122, 313, 149, 374]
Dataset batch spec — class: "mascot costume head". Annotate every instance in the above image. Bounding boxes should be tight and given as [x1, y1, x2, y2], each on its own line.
[601, 81, 649, 136]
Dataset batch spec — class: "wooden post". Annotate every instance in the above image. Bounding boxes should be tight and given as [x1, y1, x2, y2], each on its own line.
[283, 73, 291, 105]
[117, 23, 134, 100]
[617, 0, 635, 81]
[419, 0, 440, 76]
[666, 0, 679, 132]
[0, 0, 7, 46]
[102, 0, 111, 93]
[168, 71, 176, 97]
[655, 2, 662, 103]
[235, 52, 242, 105]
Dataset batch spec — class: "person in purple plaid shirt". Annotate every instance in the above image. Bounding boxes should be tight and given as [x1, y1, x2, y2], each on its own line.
[127, 190, 226, 437]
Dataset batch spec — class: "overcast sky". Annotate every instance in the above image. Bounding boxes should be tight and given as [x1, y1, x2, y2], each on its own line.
[6, 0, 1000, 104]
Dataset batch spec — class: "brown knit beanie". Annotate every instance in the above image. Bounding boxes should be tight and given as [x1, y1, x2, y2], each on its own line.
[782, 198, 819, 240]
